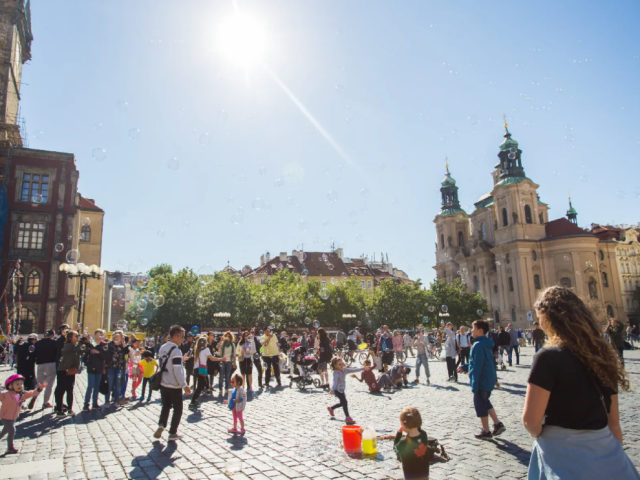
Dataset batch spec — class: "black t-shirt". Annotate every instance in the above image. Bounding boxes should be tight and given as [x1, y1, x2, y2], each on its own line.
[528, 347, 616, 430]
[394, 429, 430, 479]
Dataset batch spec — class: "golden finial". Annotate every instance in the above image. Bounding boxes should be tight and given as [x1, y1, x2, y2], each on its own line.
[503, 113, 508, 128]
[445, 156, 448, 169]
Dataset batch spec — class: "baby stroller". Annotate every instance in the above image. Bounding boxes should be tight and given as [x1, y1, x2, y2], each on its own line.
[290, 351, 321, 390]
[496, 349, 507, 371]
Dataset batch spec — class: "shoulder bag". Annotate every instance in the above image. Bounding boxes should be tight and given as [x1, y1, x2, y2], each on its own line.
[150, 346, 177, 391]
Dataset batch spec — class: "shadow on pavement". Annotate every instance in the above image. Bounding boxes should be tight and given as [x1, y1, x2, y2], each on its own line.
[492, 437, 531, 467]
[496, 387, 526, 396]
[500, 383, 527, 388]
[129, 442, 179, 480]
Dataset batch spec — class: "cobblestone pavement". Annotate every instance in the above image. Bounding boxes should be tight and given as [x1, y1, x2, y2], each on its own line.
[0, 346, 639, 479]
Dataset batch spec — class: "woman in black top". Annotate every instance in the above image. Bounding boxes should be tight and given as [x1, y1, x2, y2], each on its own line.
[524, 286, 639, 480]
[316, 328, 332, 388]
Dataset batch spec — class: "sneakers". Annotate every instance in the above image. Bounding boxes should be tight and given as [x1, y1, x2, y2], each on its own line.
[411, 379, 419, 384]
[6, 447, 18, 454]
[345, 416, 355, 425]
[474, 429, 493, 440]
[153, 427, 164, 439]
[492, 422, 506, 436]
[327, 406, 335, 417]
[83, 404, 90, 412]
[43, 402, 53, 408]
[228, 427, 239, 434]
[188, 403, 199, 410]
[167, 433, 181, 442]
[92, 404, 101, 410]
[55, 410, 65, 417]
[426, 379, 431, 386]
[239, 428, 246, 435]
[146, 396, 151, 402]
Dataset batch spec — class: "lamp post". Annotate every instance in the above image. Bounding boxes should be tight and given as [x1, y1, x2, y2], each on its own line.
[58, 263, 104, 331]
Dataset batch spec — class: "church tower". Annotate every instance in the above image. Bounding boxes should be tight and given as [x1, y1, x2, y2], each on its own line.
[0, 0, 32, 147]
[566, 197, 578, 225]
[433, 163, 469, 283]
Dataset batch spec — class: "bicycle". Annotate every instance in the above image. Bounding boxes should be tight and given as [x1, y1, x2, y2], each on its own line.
[339, 346, 355, 367]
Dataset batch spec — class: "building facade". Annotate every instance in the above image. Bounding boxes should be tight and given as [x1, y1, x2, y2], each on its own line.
[433, 125, 626, 328]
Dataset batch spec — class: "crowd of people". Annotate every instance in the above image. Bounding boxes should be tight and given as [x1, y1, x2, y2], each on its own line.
[0, 285, 639, 479]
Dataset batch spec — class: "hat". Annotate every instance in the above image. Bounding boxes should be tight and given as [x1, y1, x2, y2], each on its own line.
[186, 332, 194, 337]
[45, 329, 55, 336]
[28, 334, 38, 340]
[4, 374, 24, 390]
[58, 324, 70, 332]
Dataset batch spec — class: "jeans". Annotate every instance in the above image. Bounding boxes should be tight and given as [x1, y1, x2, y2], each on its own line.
[191, 374, 207, 404]
[415, 353, 430, 379]
[84, 372, 102, 406]
[535, 342, 543, 353]
[54, 371, 76, 411]
[107, 368, 124, 403]
[508, 345, 520, 365]
[331, 390, 350, 417]
[120, 371, 129, 397]
[36, 363, 56, 405]
[218, 361, 232, 391]
[263, 356, 281, 386]
[159, 387, 183, 435]
[253, 356, 263, 387]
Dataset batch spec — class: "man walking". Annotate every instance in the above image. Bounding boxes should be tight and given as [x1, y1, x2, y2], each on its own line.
[403, 331, 414, 358]
[444, 322, 458, 382]
[607, 318, 626, 366]
[411, 330, 430, 385]
[154, 325, 191, 441]
[458, 320, 506, 440]
[456, 326, 471, 367]
[497, 326, 511, 365]
[531, 322, 545, 352]
[33, 329, 58, 408]
[506, 323, 520, 366]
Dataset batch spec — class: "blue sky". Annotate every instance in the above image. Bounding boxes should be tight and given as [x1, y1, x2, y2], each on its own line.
[22, 0, 640, 284]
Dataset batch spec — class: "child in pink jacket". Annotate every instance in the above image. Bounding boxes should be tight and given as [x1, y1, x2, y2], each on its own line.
[0, 374, 46, 454]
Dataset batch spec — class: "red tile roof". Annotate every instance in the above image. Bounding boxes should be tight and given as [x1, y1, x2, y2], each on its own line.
[247, 252, 351, 278]
[79, 196, 104, 212]
[544, 218, 592, 239]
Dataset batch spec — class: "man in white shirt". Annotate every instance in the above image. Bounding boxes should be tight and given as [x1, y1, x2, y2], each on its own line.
[403, 332, 414, 357]
[411, 330, 431, 385]
[456, 326, 471, 368]
[347, 328, 361, 359]
[154, 325, 191, 441]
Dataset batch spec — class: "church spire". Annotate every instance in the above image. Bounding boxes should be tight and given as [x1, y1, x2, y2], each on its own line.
[566, 196, 578, 225]
[438, 160, 463, 216]
[496, 118, 526, 182]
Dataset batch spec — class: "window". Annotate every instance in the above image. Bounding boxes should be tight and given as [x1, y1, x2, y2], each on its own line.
[508, 277, 514, 291]
[458, 232, 464, 246]
[560, 277, 572, 288]
[360, 281, 365, 288]
[20, 173, 50, 203]
[539, 213, 544, 224]
[588, 277, 598, 299]
[10, 307, 36, 334]
[440, 234, 445, 249]
[17, 222, 45, 249]
[599, 250, 604, 261]
[447, 236, 452, 246]
[506, 253, 510, 264]
[480, 223, 486, 240]
[534, 274, 541, 290]
[494, 310, 500, 323]
[606, 305, 614, 318]
[602, 272, 609, 288]
[260, 278, 265, 285]
[26, 270, 40, 295]
[80, 225, 91, 242]
[502, 208, 508, 227]
[494, 285, 498, 294]
[367, 281, 372, 289]
[322, 280, 327, 287]
[512, 212, 518, 224]
[473, 275, 479, 291]
[524, 205, 533, 224]
[511, 308, 516, 322]
[532, 250, 537, 261]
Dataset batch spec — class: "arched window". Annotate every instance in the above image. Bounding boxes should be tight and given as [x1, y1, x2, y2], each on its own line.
[588, 277, 598, 299]
[458, 232, 464, 246]
[532, 250, 538, 261]
[473, 275, 479, 291]
[524, 205, 533, 224]
[10, 307, 36, 334]
[440, 234, 445, 249]
[511, 308, 516, 322]
[480, 223, 486, 240]
[606, 305, 615, 318]
[81, 225, 91, 242]
[494, 310, 500, 323]
[539, 213, 544, 224]
[506, 253, 511, 264]
[447, 236, 452, 246]
[560, 277, 572, 288]
[508, 277, 514, 291]
[494, 284, 498, 294]
[26, 270, 40, 295]
[599, 250, 604, 261]
[534, 274, 541, 290]
[512, 212, 518, 224]
[602, 272, 609, 288]
[502, 208, 508, 227]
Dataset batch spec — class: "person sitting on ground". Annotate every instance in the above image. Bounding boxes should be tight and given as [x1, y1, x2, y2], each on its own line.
[351, 360, 381, 393]
[378, 364, 410, 390]
[394, 407, 430, 480]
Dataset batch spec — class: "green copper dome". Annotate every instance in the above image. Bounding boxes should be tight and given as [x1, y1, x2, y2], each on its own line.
[499, 127, 519, 151]
[441, 165, 456, 186]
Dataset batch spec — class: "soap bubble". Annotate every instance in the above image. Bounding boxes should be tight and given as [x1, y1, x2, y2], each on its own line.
[586, 261, 593, 268]
[304, 317, 311, 325]
[322, 254, 328, 262]
[313, 320, 320, 328]
[335, 84, 345, 94]
[129, 128, 140, 140]
[116, 101, 128, 112]
[168, 158, 179, 171]
[509, 147, 517, 154]
[327, 190, 339, 203]
[157, 230, 165, 237]
[319, 288, 330, 300]
[198, 133, 211, 146]
[217, 110, 228, 121]
[29, 345, 35, 353]
[564, 255, 570, 261]
[140, 318, 148, 326]
[259, 166, 267, 176]
[468, 114, 479, 125]
[231, 213, 243, 224]
[273, 178, 284, 188]
[196, 296, 204, 306]
[198, 265, 215, 285]
[92, 148, 106, 162]
[55, 243, 64, 252]
[138, 299, 148, 309]
[66, 249, 80, 264]
[428, 306, 435, 313]
[82, 217, 90, 226]
[112, 300, 118, 307]
[31, 194, 43, 204]
[477, 309, 483, 316]
[441, 305, 448, 313]
[116, 320, 128, 330]
[579, 175, 589, 182]
[327, 263, 334, 271]
[252, 198, 264, 210]
[508, 152, 516, 160]
[153, 295, 165, 307]
[191, 326, 200, 335]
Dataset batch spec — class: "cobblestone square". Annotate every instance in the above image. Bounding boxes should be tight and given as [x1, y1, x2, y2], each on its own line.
[0, 346, 639, 480]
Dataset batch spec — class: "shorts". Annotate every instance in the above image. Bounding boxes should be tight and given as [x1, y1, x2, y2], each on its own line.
[473, 390, 494, 417]
[348, 340, 357, 351]
[239, 357, 253, 375]
[318, 361, 328, 370]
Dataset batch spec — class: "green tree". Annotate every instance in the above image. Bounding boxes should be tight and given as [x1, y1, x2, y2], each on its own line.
[424, 279, 488, 329]
[369, 279, 429, 330]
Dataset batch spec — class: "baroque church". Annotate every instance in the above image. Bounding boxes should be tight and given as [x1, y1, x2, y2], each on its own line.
[433, 123, 625, 328]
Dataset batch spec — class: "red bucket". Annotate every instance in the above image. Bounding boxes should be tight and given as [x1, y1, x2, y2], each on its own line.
[342, 425, 362, 453]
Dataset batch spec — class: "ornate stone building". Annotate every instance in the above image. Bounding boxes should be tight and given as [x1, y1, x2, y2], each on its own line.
[434, 124, 626, 328]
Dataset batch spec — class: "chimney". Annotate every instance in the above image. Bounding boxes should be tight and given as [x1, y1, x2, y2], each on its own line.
[387, 263, 393, 274]
[299, 250, 305, 262]
[292, 249, 298, 258]
[336, 248, 343, 260]
[260, 255, 265, 266]
[266, 252, 271, 262]
[279, 252, 287, 262]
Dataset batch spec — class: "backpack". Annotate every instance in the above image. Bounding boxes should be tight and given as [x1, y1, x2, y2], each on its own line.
[150, 346, 177, 392]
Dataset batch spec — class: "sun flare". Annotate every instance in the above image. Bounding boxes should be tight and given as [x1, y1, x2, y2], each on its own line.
[217, 13, 266, 64]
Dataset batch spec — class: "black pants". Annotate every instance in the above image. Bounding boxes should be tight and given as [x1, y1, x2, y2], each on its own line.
[141, 378, 151, 398]
[446, 356, 458, 381]
[54, 371, 76, 411]
[253, 357, 263, 387]
[263, 356, 281, 386]
[331, 391, 350, 417]
[159, 387, 183, 435]
[617, 346, 624, 367]
[191, 375, 207, 404]
[457, 347, 470, 367]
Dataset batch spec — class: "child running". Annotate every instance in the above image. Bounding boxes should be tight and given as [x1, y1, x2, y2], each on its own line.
[328, 357, 363, 425]
[351, 360, 381, 393]
[139, 351, 158, 402]
[0, 375, 47, 454]
[223, 373, 246, 435]
[394, 407, 430, 480]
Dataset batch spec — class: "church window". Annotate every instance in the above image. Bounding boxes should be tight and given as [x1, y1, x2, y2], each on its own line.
[473, 275, 479, 291]
[606, 305, 614, 318]
[447, 236, 452, 246]
[26, 270, 40, 295]
[588, 277, 598, 299]
[512, 212, 518, 224]
[539, 213, 544, 224]
[602, 272, 609, 288]
[534, 274, 541, 290]
[506, 253, 510, 264]
[508, 277, 514, 292]
[440, 234, 445, 249]
[480, 223, 486, 240]
[511, 308, 516, 322]
[599, 250, 604, 261]
[524, 205, 533, 224]
[494, 284, 498, 294]
[458, 232, 464, 246]
[560, 277, 572, 288]
[532, 250, 537, 261]
[502, 208, 508, 227]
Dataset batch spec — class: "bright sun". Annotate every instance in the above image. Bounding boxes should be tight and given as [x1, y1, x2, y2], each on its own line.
[217, 13, 266, 64]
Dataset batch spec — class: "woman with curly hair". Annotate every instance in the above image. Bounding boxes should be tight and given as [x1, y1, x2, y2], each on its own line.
[523, 286, 639, 479]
